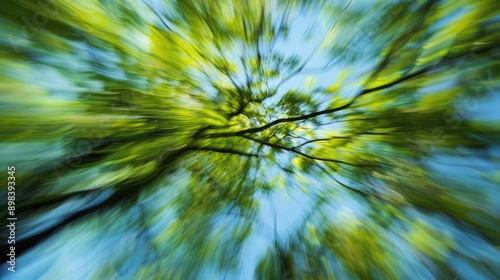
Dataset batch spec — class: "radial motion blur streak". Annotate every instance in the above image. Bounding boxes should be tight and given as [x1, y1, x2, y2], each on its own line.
[1, 0, 500, 279]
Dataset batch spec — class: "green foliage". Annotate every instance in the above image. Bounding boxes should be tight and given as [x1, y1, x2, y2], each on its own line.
[1, 0, 500, 279]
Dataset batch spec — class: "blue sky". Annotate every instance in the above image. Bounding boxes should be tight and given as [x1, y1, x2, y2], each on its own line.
[2, 0, 500, 279]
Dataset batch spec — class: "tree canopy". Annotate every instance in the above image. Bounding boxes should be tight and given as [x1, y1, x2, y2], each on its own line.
[1, 0, 500, 279]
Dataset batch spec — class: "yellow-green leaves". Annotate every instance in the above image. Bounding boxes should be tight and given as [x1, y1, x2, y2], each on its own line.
[2, 0, 500, 279]
[405, 219, 455, 261]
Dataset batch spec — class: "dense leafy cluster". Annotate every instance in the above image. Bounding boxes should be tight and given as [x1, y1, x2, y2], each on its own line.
[1, 0, 500, 279]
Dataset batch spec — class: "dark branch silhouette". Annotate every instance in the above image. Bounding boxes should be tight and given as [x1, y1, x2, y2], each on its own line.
[197, 45, 497, 140]
[241, 135, 373, 167]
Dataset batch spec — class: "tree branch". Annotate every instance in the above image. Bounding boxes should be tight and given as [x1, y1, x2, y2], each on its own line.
[197, 45, 497, 140]
[6, 144, 215, 259]
[294, 136, 352, 149]
[201, 65, 431, 139]
[193, 146, 261, 157]
[241, 135, 372, 167]
[314, 164, 376, 198]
